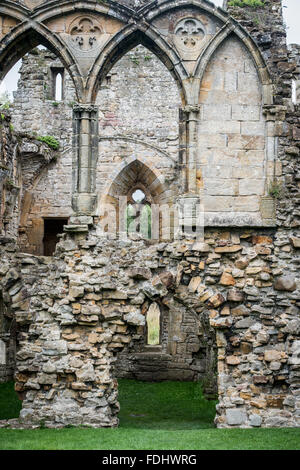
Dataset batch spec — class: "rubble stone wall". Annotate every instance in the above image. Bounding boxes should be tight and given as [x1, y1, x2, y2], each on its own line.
[0, 225, 299, 428]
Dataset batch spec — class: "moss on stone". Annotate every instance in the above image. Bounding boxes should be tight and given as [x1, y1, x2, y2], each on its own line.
[228, 0, 265, 8]
[36, 135, 60, 150]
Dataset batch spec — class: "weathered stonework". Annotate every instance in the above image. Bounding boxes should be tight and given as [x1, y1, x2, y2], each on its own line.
[0, 0, 299, 429]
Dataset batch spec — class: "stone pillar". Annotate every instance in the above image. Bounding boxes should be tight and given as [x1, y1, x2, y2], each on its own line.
[181, 104, 200, 194]
[177, 105, 201, 237]
[260, 104, 287, 223]
[72, 104, 98, 216]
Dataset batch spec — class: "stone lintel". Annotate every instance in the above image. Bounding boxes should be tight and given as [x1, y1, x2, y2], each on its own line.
[63, 224, 89, 233]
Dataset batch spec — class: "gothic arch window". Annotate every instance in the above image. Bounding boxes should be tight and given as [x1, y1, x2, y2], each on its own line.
[103, 159, 171, 240]
[51, 68, 64, 101]
[126, 188, 152, 239]
[146, 303, 161, 346]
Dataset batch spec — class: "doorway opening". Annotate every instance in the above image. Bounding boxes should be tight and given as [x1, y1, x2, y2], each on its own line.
[43, 218, 68, 256]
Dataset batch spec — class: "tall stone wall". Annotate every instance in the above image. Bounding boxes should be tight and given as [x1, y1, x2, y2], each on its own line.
[0, 112, 21, 240]
[0, 0, 299, 429]
[198, 35, 268, 224]
[12, 33, 276, 250]
[0, 225, 299, 428]
[96, 45, 182, 207]
[0, 109, 59, 381]
[11, 49, 75, 254]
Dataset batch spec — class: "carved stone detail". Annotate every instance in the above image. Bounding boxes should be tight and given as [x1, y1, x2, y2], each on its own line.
[24, 0, 44, 9]
[181, 105, 201, 114]
[174, 18, 205, 55]
[68, 17, 102, 53]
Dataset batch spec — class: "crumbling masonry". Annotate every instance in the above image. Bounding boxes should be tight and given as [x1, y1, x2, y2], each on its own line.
[0, 0, 300, 428]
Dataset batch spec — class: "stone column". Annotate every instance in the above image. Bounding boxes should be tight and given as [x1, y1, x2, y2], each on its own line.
[71, 104, 98, 216]
[176, 105, 201, 237]
[260, 104, 287, 223]
[182, 104, 200, 194]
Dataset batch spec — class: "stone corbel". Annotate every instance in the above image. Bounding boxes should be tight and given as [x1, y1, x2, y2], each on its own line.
[181, 105, 201, 115]
[262, 104, 287, 122]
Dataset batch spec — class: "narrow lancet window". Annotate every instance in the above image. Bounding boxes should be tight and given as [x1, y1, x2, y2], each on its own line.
[146, 303, 160, 345]
[55, 73, 63, 101]
[126, 189, 151, 239]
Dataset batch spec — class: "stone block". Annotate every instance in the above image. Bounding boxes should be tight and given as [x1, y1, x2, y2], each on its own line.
[124, 310, 145, 326]
[264, 350, 282, 362]
[220, 272, 235, 286]
[249, 414, 262, 427]
[202, 104, 231, 121]
[274, 275, 297, 292]
[239, 179, 264, 196]
[240, 122, 265, 136]
[232, 105, 260, 121]
[215, 245, 242, 254]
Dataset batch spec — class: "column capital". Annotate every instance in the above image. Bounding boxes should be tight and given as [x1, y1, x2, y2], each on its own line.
[262, 104, 287, 121]
[73, 104, 98, 118]
[181, 104, 201, 114]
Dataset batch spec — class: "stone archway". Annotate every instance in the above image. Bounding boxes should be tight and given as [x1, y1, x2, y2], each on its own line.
[97, 158, 173, 240]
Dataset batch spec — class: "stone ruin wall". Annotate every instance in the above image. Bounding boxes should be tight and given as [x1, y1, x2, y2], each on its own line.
[11, 32, 277, 253]
[11, 46, 181, 254]
[0, 222, 299, 428]
[9, 46, 207, 383]
[0, 111, 59, 382]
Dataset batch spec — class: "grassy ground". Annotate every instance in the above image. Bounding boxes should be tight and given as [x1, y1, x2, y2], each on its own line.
[0, 380, 299, 450]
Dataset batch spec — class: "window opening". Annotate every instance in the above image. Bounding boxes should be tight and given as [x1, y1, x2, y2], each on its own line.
[51, 68, 64, 101]
[146, 303, 161, 345]
[126, 189, 151, 239]
[43, 218, 68, 256]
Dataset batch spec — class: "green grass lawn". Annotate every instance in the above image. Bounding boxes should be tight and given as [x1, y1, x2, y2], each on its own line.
[0, 380, 299, 450]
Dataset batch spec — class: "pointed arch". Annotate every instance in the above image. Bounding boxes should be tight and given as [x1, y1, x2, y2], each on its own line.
[87, 24, 189, 104]
[0, 20, 83, 100]
[105, 157, 169, 204]
[97, 157, 173, 240]
[194, 21, 272, 104]
[0, 1, 28, 21]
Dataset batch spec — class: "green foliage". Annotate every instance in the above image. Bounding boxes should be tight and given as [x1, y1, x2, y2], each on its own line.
[268, 180, 284, 199]
[36, 135, 60, 151]
[0, 91, 12, 110]
[0, 381, 300, 449]
[51, 101, 59, 107]
[130, 56, 140, 66]
[144, 55, 152, 62]
[228, 0, 265, 7]
[126, 204, 151, 239]
[148, 324, 160, 345]
[0, 382, 22, 420]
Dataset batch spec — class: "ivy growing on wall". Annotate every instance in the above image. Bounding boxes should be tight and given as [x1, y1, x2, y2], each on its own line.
[36, 135, 60, 151]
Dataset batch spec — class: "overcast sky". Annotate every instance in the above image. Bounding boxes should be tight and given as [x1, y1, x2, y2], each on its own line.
[1, 0, 299, 98]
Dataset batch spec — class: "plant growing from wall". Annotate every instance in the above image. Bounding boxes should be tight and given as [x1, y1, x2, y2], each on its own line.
[228, 0, 265, 7]
[130, 56, 140, 66]
[0, 91, 11, 110]
[36, 135, 60, 151]
[268, 179, 284, 199]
